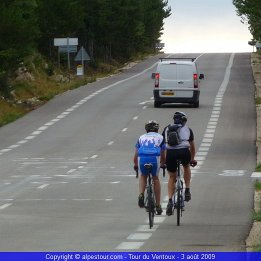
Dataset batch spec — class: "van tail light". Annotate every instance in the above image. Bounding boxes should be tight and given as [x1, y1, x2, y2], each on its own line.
[193, 73, 198, 88]
[155, 73, 160, 88]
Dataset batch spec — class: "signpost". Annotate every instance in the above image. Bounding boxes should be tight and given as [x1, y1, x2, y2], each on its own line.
[54, 37, 78, 71]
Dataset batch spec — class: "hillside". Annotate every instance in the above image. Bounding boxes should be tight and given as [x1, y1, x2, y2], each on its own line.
[0, 51, 154, 127]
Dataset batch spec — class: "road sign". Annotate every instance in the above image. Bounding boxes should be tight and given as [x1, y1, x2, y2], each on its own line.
[54, 37, 79, 71]
[76, 65, 84, 76]
[75, 47, 90, 61]
[156, 42, 165, 48]
[54, 38, 78, 46]
[58, 46, 77, 53]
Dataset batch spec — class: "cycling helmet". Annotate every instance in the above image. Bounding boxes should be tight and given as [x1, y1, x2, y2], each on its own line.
[145, 120, 159, 132]
[173, 111, 187, 124]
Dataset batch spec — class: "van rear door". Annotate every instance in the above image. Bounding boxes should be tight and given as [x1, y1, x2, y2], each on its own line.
[160, 63, 177, 90]
[176, 64, 194, 89]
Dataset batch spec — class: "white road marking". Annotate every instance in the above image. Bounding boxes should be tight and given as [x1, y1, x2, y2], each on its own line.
[116, 242, 144, 250]
[219, 170, 246, 176]
[127, 233, 152, 240]
[44, 122, 55, 126]
[67, 169, 76, 174]
[136, 225, 159, 232]
[8, 145, 20, 149]
[0, 203, 12, 210]
[25, 136, 35, 140]
[31, 131, 42, 135]
[1, 149, 12, 152]
[38, 184, 49, 189]
[150, 216, 166, 223]
[251, 172, 261, 178]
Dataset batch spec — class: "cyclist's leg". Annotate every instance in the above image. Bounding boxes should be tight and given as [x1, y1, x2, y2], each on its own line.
[166, 149, 178, 198]
[150, 157, 162, 214]
[138, 157, 147, 208]
[166, 149, 178, 215]
[180, 148, 192, 201]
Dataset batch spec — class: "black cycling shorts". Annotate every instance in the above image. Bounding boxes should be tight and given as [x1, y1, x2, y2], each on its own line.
[166, 148, 191, 172]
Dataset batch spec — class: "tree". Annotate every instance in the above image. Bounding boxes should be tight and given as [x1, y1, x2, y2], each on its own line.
[0, 0, 39, 70]
[37, 0, 85, 57]
[233, 0, 261, 41]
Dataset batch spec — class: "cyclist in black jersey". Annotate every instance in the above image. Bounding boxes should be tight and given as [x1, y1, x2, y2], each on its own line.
[162, 111, 197, 216]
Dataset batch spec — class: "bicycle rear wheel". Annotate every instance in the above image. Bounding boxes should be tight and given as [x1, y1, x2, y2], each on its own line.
[176, 188, 181, 226]
[148, 188, 155, 229]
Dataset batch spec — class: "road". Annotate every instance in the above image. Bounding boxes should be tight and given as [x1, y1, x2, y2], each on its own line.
[0, 53, 256, 251]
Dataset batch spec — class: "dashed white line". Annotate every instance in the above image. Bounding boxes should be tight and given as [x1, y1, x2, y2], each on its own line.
[38, 184, 49, 189]
[116, 242, 144, 250]
[127, 233, 152, 240]
[67, 169, 77, 174]
[37, 126, 48, 130]
[0, 203, 12, 210]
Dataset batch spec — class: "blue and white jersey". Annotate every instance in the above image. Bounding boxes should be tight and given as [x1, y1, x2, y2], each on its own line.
[135, 132, 166, 156]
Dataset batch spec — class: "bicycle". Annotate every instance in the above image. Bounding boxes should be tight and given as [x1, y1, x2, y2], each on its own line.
[171, 160, 196, 226]
[136, 163, 155, 229]
[136, 164, 166, 229]
[173, 159, 184, 226]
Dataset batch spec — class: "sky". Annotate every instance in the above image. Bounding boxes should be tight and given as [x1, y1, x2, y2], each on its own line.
[161, 0, 253, 53]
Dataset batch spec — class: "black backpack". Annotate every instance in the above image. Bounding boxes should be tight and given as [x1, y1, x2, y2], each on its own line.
[167, 124, 181, 146]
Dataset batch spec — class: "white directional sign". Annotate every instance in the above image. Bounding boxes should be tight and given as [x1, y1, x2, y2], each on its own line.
[54, 38, 78, 46]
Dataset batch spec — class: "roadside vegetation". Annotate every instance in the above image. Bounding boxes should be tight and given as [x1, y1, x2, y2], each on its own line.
[0, 0, 171, 127]
[254, 181, 261, 222]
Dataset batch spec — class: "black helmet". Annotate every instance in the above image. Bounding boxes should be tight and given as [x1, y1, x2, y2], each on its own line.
[173, 111, 187, 124]
[145, 120, 159, 132]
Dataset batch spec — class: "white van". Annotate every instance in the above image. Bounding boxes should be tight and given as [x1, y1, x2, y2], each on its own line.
[153, 58, 204, 108]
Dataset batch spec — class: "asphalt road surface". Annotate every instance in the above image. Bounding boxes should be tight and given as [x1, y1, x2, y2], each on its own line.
[0, 53, 256, 251]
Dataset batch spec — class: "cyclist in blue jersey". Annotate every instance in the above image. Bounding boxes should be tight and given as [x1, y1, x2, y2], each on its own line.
[133, 120, 166, 215]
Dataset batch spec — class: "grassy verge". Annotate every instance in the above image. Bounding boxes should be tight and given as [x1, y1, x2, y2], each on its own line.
[254, 181, 261, 221]
[0, 52, 155, 127]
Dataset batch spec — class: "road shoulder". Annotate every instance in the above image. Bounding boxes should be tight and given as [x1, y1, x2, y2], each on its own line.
[246, 52, 261, 251]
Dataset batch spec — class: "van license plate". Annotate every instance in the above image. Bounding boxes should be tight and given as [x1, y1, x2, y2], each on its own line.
[162, 91, 174, 96]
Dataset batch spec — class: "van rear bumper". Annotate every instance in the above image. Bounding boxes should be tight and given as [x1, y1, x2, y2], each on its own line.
[153, 89, 200, 104]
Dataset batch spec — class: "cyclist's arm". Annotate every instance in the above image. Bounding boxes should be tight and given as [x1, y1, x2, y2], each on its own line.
[189, 140, 196, 161]
[133, 148, 138, 167]
[160, 149, 166, 166]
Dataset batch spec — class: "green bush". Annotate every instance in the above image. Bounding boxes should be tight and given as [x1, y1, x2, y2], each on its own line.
[0, 71, 10, 98]
[256, 163, 261, 171]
